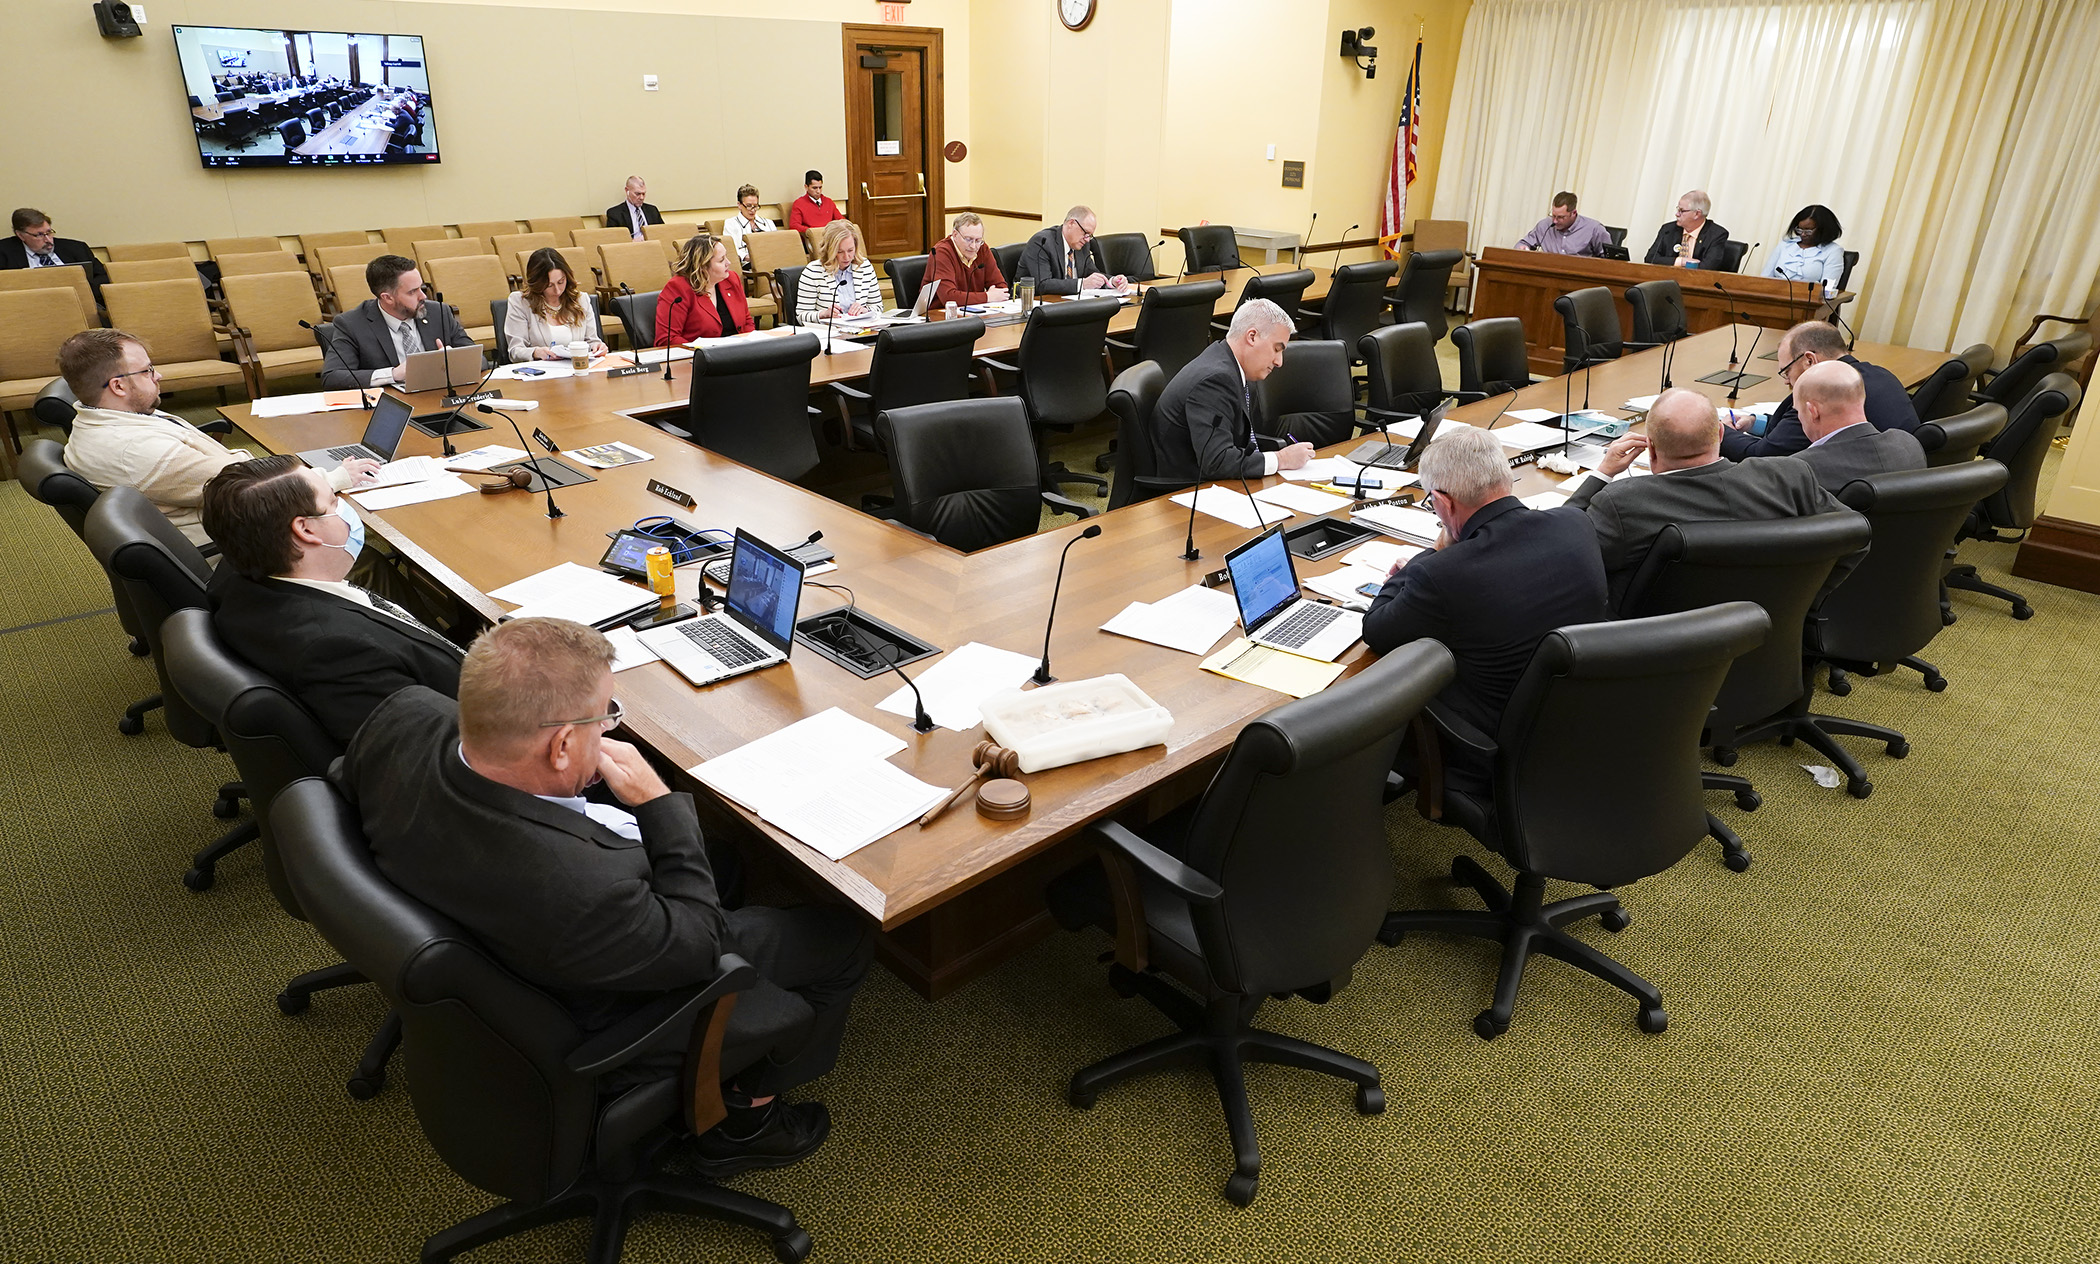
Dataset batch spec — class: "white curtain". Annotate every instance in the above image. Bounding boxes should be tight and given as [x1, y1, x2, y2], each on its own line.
[1433, 0, 2100, 355]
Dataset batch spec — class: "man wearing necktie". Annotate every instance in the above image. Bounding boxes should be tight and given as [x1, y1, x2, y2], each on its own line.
[604, 176, 662, 242]
[2, 207, 110, 293]
[1641, 189, 1731, 271]
[1018, 205, 1128, 297]
[1150, 298, 1315, 484]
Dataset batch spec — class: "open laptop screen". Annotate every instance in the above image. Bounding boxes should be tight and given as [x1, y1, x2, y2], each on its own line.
[1224, 529, 1300, 631]
[360, 392, 413, 459]
[723, 529, 806, 654]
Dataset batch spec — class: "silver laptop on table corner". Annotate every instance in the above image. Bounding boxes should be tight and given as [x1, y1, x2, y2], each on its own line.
[635, 530, 807, 686]
[1224, 528, 1364, 663]
[297, 390, 412, 472]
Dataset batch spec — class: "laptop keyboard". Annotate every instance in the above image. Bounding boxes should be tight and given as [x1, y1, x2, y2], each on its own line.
[1347, 440, 1412, 470]
[678, 618, 768, 667]
[325, 444, 373, 461]
[1262, 603, 1342, 649]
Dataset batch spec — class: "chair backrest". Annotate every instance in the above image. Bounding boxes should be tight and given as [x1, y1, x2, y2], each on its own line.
[278, 119, 307, 148]
[107, 241, 193, 263]
[455, 221, 522, 246]
[528, 215, 586, 237]
[884, 254, 930, 310]
[82, 486, 219, 747]
[1358, 321, 1445, 419]
[1179, 225, 1240, 274]
[644, 222, 700, 245]
[1493, 603, 1771, 888]
[1105, 360, 1182, 511]
[597, 241, 671, 295]
[412, 237, 489, 271]
[991, 243, 1026, 288]
[381, 225, 448, 248]
[685, 333, 822, 480]
[517, 247, 595, 304]
[1916, 401, 2006, 468]
[570, 226, 631, 252]
[1393, 249, 1464, 340]
[1452, 317, 1530, 396]
[1716, 240, 1750, 272]
[0, 266, 99, 329]
[1130, 278, 1225, 381]
[424, 256, 512, 323]
[1624, 278, 1688, 345]
[215, 250, 305, 278]
[1619, 512, 1870, 737]
[1411, 220, 1469, 255]
[1837, 249, 1860, 292]
[1979, 331, 2092, 408]
[1235, 268, 1314, 321]
[1317, 260, 1398, 347]
[1180, 640, 1456, 996]
[296, 233, 370, 281]
[207, 236, 282, 260]
[160, 609, 342, 918]
[315, 241, 388, 299]
[1818, 462, 2010, 665]
[770, 267, 804, 326]
[105, 257, 201, 285]
[33, 377, 79, 433]
[611, 289, 659, 352]
[18, 437, 98, 537]
[745, 230, 811, 278]
[1604, 225, 1628, 248]
[1555, 285, 1624, 370]
[101, 279, 221, 364]
[877, 397, 1043, 552]
[492, 232, 558, 278]
[1016, 297, 1119, 427]
[1253, 339, 1355, 445]
[269, 778, 601, 1205]
[865, 317, 985, 415]
[1908, 350, 1982, 422]
[221, 271, 323, 352]
[1093, 232, 1156, 282]
[1978, 372, 2081, 530]
[0, 287, 91, 382]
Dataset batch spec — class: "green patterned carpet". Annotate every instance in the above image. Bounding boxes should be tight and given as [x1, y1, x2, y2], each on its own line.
[4, 422, 2097, 1264]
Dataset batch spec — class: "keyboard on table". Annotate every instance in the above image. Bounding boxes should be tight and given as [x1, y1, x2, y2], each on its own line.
[1346, 440, 1413, 470]
[1262, 603, 1341, 649]
[679, 619, 768, 667]
[326, 444, 373, 461]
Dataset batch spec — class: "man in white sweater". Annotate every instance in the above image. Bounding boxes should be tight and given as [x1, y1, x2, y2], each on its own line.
[60, 328, 376, 546]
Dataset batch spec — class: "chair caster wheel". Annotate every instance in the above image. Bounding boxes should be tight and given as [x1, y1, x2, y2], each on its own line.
[1473, 1010, 1508, 1041]
[276, 990, 310, 1016]
[118, 715, 145, 736]
[1355, 1084, 1385, 1115]
[2012, 603, 2034, 620]
[773, 1228, 814, 1263]
[1724, 848, 1752, 874]
[1638, 1005, 1668, 1034]
[1735, 789, 1761, 812]
[346, 1071, 384, 1100]
[1106, 965, 1139, 999]
[212, 795, 241, 820]
[1777, 733, 1796, 747]
[1600, 907, 1632, 932]
[129, 635, 150, 657]
[1224, 1172, 1259, 1207]
[1940, 610, 1957, 626]
[1828, 675, 1853, 697]
[1924, 676, 1948, 693]
[1847, 779, 1873, 800]
[1887, 739, 1910, 758]
[1067, 1079, 1097, 1110]
[181, 865, 214, 892]
[1712, 747, 1737, 767]
[1375, 922, 1403, 948]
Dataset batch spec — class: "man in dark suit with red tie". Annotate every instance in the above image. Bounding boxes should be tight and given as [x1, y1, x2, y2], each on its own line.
[1150, 299, 1316, 484]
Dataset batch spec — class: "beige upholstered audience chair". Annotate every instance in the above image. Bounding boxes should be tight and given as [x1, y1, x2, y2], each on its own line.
[220, 271, 327, 397]
[206, 236, 282, 260]
[454, 220, 521, 245]
[569, 226, 630, 252]
[596, 241, 673, 308]
[422, 256, 512, 350]
[0, 287, 91, 474]
[215, 251, 306, 279]
[100, 280, 247, 401]
[380, 224, 448, 248]
[107, 241, 193, 263]
[412, 237, 489, 271]
[106, 257, 201, 284]
[527, 215, 585, 237]
[0, 267, 100, 328]
[493, 233, 557, 280]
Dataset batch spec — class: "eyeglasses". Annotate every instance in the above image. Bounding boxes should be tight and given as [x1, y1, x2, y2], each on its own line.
[1068, 221, 1095, 242]
[105, 365, 159, 388]
[1777, 351, 1809, 378]
[541, 697, 624, 731]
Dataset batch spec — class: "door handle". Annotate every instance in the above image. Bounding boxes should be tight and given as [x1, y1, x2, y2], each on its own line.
[860, 173, 928, 201]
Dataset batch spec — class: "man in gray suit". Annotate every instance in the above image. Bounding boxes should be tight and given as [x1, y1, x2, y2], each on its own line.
[1567, 388, 1865, 610]
[1790, 360, 1927, 491]
[320, 254, 482, 391]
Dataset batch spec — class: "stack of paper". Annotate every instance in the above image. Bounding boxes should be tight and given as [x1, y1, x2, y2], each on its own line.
[1100, 584, 1241, 655]
[1490, 421, 1573, 451]
[564, 441, 653, 470]
[1301, 565, 1385, 609]
[1622, 394, 1662, 413]
[1339, 540, 1423, 572]
[488, 562, 656, 628]
[249, 390, 372, 418]
[1353, 503, 1443, 545]
[447, 444, 528, 471]
[692, 708, 947, 860]
[1506, 408, 1561, 424]
[603, 627, 660, 673]
[1521, 489, 1572, 510]
[1170, 486, 1292, 530]
[1251, 483, 1354, 517]
[1199, 638, 1347, 698]
[357, 455, 443, 490]
[1278, 456, 1370, 483]
[349, 475, 476, 511]
[874, 642, 1039, 732]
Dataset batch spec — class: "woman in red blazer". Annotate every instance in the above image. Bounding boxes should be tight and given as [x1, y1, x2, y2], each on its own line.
[655, 232, 753, 345]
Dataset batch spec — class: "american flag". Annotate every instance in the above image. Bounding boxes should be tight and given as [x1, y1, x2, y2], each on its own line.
[1380, 40, 1423, 255]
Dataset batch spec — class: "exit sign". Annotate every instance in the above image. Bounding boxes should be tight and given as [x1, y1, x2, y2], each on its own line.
[880, 2, 908, 21]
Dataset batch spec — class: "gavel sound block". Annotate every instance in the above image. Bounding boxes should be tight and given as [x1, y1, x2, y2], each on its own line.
[920, 740, 1026, 827]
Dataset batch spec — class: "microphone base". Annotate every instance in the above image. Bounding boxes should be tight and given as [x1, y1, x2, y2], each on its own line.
[1030, 667, 1056, 687]
[543, 499, 564, 519]
[1180, 546, 1201, 562]
[909, 715, 937, 734]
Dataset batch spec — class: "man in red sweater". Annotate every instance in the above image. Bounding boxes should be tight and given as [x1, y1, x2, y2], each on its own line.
[785, 170, 845, 235]
[923, 211, 1010, 305]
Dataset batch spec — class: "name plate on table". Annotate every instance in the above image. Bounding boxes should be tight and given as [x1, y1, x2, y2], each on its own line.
[442, 389, 498, 408]
[647, 479, 696, 508]
[607, 364, 651, 379]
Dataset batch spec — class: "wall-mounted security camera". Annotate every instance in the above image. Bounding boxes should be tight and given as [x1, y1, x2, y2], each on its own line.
[1339, 26, 1378, 79]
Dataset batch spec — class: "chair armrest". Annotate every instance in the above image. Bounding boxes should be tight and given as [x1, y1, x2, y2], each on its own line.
[1042, 491, 1094, 520]
[195, 417, 234, 435]
[1104, 336, 1136, 354]
[829, 381, 870, 403]
[565, 954, 756, 1077]
[979, 356, 1018, 375]
[1422, 700, 1498, 759]
[1450, 390, 1487, 405]
[1089, 819, 1223, 906]
[198, 542, 221, 560]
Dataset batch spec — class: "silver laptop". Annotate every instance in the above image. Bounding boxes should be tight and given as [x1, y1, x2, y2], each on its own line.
[1224, 528, 1364, 663]
[401, 344, 486, 393]
[635, 530, 807, 686]
[297, 391, 411, 471]
[881, 278, 942, 321]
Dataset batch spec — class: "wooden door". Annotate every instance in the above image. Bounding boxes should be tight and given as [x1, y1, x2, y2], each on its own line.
[842, 26, 944, 260]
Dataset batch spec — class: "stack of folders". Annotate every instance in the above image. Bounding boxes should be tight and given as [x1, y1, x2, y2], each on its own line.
[693, 708, 946, 860]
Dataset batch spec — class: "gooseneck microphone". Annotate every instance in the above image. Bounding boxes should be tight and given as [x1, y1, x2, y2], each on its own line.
[1033, 524, 1102, 685]
[659, 291, 686, 382]
[881, 643, 934, 732]
[478, 402, 562, 519]
[1729, 322, 1766, 405]
[431, 357, 501, 458]
[300, 318, 372, 406]
[1331, 223, 1359, 273]
[1560, 320, 1588, 460]
[1295, 211, 1318, 267]
[1712, 282, 1747, 370]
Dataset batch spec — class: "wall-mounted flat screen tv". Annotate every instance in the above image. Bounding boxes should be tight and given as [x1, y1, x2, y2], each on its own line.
[173, 25, 441, 169]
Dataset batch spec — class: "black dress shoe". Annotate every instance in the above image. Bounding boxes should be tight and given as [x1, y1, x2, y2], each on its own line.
[692, 1100, 831, 1177]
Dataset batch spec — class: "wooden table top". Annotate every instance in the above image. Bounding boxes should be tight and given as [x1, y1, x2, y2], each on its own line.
[226, 324, 1946, 929]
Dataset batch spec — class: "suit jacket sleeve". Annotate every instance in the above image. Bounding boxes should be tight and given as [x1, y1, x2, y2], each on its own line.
[1019, 233, 1079, 296]
[1801, 473, 1870, 594]
[319, 311, 373, 391]
[1363, 556, 1445, 655]
[556, 792, 728, 995]
[1642, 225, 1678, 267]
[293, 625, 449, 747]
[657, 277, 698, 345]
[1720, 400, 1809, 459]
[1697, 226, 1734, 271]
[434, 302, 481, 352]
[1183, 369, 1265, 482]
[1573, 480, 1635, 579]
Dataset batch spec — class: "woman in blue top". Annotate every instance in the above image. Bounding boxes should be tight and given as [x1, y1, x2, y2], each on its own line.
[1761, 204, 1847, 291]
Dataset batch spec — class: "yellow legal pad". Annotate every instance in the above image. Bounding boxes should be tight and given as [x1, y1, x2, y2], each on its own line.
[1198, 638, 1347, 698]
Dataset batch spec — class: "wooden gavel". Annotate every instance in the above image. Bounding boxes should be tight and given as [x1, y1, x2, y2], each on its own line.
[448, 465, 532, 494]
[919, 740, 1021, 827]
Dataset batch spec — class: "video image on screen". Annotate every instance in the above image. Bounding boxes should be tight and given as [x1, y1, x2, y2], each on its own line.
[172, 25, 441, 169]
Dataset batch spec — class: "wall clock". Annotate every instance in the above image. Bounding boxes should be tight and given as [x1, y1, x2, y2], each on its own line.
[1060, 0, 1096, 33]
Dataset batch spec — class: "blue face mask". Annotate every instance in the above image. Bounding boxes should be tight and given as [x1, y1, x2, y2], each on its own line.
[319, 499, 364, 562]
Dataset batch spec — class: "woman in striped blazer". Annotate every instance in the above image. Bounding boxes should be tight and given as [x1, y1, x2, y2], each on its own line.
[797, 219, 883, 324]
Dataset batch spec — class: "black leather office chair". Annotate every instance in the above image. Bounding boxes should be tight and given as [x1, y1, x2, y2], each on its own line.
[876, 398, 1090, 549]
[268, 779, 812, 1264]
[1716, 240, 1750, 272]
[1211, 268, 1314, 339]
[1104, 361, 1185, 511]
[159, 609, 402, 1098]
[769, 267, 803, 327]
[278, 119, 305, 148]
[883, 254, 929, 311]
[1624, 278, 1689, 351]
[1105, 278, 1223, 382]
[1815, 462, 2010, 697]
[611, 288, 659, 353]
[1384, 250, 1464, 341]
[1253, 340, 1356, 448]
[1916, 401, 2006, 469]
[681, 333, 823, 482]
[485, 299, 514, 363]
[1296, 259, 1395, 347]
[1944, 373, 2081, 622]
[1359, 322, 1464, 436]
[83, 486, 257, 888]
[1620, 512, 1898, 800]
[1179, 225, 1240, 274]
[309, 319, 338, 361]
[1974, 332, 2090, 411]
[991, 243, 1025, 290]
[1837, 250, 1860, 293]
[1093, 232, 1157, 282]
[33, 377, 79, 434]
[1381, 603, 1770, 1039]
[1555, 286, 1624, 373]
[1451, 317, 1535, 397]
[1604, 226, 1628, 248]
[982, 297, 1119, 494]
[1908, 345, 1995, 422]
[830, 317, 985, 453]
[1064, 640, 1455, 1205]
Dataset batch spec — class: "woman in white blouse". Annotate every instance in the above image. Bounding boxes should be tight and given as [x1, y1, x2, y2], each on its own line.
[504, 247, 607, 362]
[797, 219, 883, 324]
[1760, 204, 1848, 292]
